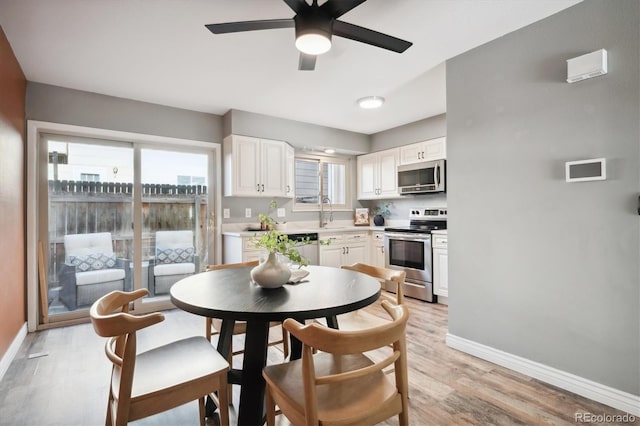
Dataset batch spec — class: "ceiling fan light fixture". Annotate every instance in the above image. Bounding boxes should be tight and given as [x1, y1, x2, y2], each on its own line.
[294, 11, 333, 56]
[358, 96, 385, 109]
[295, 32, 332, 55]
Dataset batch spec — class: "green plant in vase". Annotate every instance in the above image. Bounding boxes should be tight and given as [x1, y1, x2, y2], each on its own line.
[250, 201, 329, 288]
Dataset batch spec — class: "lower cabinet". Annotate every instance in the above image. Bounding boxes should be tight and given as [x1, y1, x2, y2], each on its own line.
[432, 234, 448, 297]
[370, 232, 385, 268]
[319, 232, 368, 267]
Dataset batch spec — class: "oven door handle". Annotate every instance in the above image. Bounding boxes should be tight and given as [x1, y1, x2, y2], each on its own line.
[384, 233, 431, 242]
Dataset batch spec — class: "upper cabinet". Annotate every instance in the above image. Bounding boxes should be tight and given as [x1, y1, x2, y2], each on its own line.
[357, 148, 399, 200]
[399, 137, 447, 165]
[285, 144, 295, 197]
[224, 135, 293, 198]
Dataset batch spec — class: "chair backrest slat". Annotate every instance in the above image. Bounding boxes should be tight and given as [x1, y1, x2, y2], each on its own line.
[206, 260, 259, 271]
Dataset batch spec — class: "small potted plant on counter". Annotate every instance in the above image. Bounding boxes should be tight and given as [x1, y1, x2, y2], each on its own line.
[372, 201, 393, 226]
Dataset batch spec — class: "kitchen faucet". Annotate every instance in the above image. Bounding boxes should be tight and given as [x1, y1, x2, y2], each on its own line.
[319, 196, 333, 228]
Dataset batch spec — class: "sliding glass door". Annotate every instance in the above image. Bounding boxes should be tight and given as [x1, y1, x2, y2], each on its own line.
[141, 149, 209, 301]
[42, 135, 212, 321]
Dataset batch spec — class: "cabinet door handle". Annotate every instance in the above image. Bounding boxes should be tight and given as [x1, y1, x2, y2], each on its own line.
[261, 184, 265, 192]
[256, 184, 260, 192]
[342, 247, 345, 255]
[286, 185, 290, 193]
[347, 247, 349, 254]
[382, 247, 384, 254]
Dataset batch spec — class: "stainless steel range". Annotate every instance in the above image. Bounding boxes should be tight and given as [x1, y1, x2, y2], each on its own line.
[384, 208, 447, 302]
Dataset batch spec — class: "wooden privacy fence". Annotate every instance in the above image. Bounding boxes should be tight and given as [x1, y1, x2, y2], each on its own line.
[46, 180, 209, 293]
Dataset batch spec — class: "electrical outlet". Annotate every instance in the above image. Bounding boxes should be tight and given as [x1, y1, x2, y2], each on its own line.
[277, 208, 285, 218]
[245, 208, 251, 218]
[223, 208, 230, 219]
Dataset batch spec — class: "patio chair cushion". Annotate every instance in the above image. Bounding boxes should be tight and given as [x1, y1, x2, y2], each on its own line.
[75, 268, 126, 286]
[153, 262, 196, 277]
[156, 247, 194, 264]
[69, 252, 117, 272]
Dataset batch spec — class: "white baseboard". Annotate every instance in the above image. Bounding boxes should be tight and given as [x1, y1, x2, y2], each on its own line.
[0, 323, 27, 382]
[446, 333, 640, 416]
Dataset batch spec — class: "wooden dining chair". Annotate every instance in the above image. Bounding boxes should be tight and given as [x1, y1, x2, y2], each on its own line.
[263, 300, 410, 426]
[204, 261, 290, 401]
[329, 263, 406, 331]
[89, 289, 230, 426]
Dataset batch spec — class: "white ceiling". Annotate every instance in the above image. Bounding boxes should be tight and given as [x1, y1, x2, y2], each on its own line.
[0, 0, 581, 135]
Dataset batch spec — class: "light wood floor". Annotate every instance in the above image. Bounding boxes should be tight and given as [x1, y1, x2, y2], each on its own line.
[0, 294, 635, 426]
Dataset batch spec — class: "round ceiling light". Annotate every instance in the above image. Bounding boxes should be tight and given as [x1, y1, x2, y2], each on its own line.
[358, 96, 385, 109]
[295, 33, 332, 55]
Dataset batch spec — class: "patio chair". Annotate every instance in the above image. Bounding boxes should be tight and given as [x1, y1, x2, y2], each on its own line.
[263, 300, 410, 426]
[90, 289, 229, 426]
[58, 232, 128, 310]
[149, 230, 199, 295]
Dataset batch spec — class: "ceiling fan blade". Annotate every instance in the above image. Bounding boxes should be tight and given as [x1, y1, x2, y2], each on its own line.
[205, 19, 294, 34]
[321, 0, 367, 18]
[298, 53, 317, 71]
[282, 0, 309, 14]
[333, 20, 412, 53]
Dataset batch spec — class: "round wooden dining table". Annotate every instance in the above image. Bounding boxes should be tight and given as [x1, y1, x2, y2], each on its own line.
[170, 264, 381, 426]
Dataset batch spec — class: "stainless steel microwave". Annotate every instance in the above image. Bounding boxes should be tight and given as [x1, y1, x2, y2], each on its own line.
[397, 159, 446, 194]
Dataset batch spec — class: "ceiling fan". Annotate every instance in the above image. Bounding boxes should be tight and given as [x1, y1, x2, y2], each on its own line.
[205, 0, 412, 71]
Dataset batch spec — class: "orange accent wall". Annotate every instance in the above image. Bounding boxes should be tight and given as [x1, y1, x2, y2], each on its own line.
[0, 25, 26, 359]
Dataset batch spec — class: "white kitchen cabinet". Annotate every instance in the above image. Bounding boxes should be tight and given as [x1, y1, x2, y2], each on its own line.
[319, 232, 369, 267]
[432, 233, 448, 297]
[223, 235, 265, 264]
[399, 137, 447, 165]
[223, 135, 291, 197]
[357, 148, 399, 200]
[285, 144, 295, 198]
[370, 232, 385, 268]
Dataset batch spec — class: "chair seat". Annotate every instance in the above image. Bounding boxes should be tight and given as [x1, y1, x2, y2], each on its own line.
[263, 352, 401, 424]
[329, 310, 391, 332]
[76, 268, 125, 286]
[153, 262, 196, 276]
[130, 336, 228, 399]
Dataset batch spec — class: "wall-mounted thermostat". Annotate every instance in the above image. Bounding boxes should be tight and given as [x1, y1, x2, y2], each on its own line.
[565, 158, 606, 182]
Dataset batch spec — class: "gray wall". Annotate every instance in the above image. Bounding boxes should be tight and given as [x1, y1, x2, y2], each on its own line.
[446, 0, 639, 395]
[225, 109, 369, 153]
[27, 83, 224, 142]
[370, 113, 446, 152]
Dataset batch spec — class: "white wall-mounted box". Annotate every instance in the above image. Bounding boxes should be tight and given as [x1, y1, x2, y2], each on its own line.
[566, 49, 608, 83]
[565, 158, 606, 182]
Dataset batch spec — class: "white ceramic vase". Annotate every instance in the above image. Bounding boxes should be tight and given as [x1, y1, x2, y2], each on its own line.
[250, 252, 291, 289]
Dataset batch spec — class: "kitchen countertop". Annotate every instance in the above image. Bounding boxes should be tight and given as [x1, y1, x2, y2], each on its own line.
[222, 225, 384, 237]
